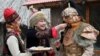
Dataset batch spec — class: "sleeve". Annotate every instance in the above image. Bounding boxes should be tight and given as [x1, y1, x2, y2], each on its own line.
[51, 27, 58, 39]
[7, 35, 32, 56]
[82, 44, 94, 56]
[81, 25, 99, 40]
[51, 23, 67, 38]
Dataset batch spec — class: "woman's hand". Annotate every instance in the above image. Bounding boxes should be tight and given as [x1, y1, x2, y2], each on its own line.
[55, 23, 67, 31]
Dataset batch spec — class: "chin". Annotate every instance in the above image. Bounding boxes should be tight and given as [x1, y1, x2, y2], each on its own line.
[40, 28, 46, 30]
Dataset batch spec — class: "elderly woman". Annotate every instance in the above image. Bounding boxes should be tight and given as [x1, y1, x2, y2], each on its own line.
[27, 11, 67, 56]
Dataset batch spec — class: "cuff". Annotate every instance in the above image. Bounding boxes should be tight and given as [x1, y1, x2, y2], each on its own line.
[51, 27, 58, 38]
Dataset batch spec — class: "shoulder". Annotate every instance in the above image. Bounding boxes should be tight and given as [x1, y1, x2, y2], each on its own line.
[81, 22, 95, 30]
[82, 22, 95, 31]
[81, 22, 90, 27]
[7, 35, 18, 44]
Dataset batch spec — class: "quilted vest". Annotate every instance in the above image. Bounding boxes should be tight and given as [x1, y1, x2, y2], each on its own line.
[3, 32, 25, 55]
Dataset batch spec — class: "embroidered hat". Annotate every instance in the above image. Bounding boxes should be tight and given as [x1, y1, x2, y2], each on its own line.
[4, 7, 19, 23]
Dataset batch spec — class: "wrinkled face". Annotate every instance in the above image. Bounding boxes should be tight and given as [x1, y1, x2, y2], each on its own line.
[35, 19, 46, 30]
[63, 14, 80, 24]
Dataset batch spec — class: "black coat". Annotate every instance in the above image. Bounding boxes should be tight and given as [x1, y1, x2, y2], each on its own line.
[26, 28, 52, 48]
[26, 28, 39, 48]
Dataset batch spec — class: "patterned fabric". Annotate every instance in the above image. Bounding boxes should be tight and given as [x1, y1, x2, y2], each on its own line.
[36, 28, 51, 47]
[61, 7, 78, 17]
[82, 44, 94, 56]
[81, 25, 99, 40]
[73, 22, 97, 47]
[63, 29, 84, 56]
[63, 29, 74, 46]
[62, 22, 99, 56]
[64, 43, 83, 56]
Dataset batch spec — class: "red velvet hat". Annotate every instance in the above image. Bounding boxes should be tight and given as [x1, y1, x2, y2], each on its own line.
[4, 7, 18, 23]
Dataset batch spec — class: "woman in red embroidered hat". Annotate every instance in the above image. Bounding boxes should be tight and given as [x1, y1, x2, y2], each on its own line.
[3, 7, 32, 56]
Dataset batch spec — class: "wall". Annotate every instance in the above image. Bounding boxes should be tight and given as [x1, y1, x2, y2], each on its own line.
[90, 3, 100, 49]
[51, 7, 63, 26]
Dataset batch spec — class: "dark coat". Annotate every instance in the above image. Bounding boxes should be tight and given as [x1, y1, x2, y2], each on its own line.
[26, 28, 53, 56]
[26, 28, 52, 48]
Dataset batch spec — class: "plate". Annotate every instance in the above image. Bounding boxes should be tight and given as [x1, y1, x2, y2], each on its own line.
[28, 46, 52, 52]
